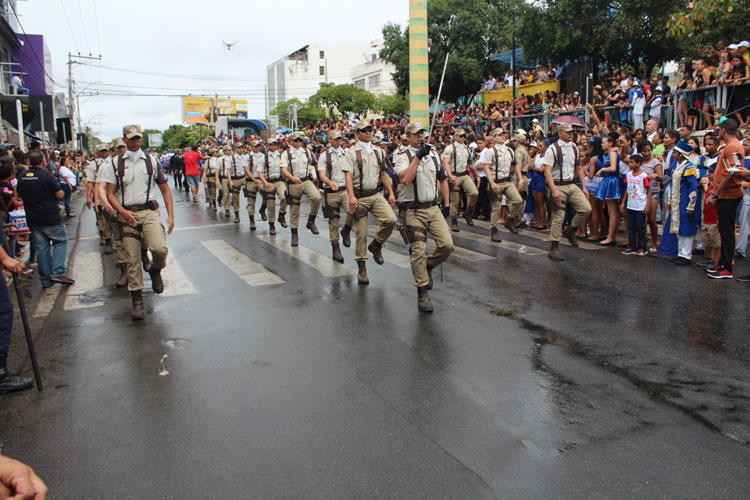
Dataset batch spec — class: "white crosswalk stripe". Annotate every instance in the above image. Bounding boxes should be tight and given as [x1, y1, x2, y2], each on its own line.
[64, 252, 104, 310]
[451, 230, 547, 256]
[200, 239, 284, 286]
[310, 230, 411, 268]
[255, 233, 356, 277]
[470, 219, 605, 250]
[157, 252, 197, 297]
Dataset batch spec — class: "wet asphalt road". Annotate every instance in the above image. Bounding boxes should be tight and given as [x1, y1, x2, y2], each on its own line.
[1, 190, 750, 499]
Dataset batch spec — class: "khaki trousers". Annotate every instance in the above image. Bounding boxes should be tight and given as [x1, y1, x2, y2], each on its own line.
[287, 180, 321, 228]
[404, 206, 454, 287]
[450, 175, 478, 217]
[325, 191, 353, 242]
[263, 181, 287, 223]
[222, 178, 243, 212]
[245, 181, 260, 215]
[95, 207, 111, 239]
[104, 210, 128, 266]
[353, 194, 396, 262]
[549, 184, 592, 241]
[490, 181, 523, 228]
[118, 209, 168, 292]
[205, 179, 217, 203]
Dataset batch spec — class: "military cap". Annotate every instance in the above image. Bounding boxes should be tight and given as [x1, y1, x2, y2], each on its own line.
[123, 124, 143, 139]
[404, 122, 427, 134]
[328, 130, 343, 140]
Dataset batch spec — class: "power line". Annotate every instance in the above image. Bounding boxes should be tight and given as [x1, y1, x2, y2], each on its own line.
[59, 0, 81, 53]
[9, 2, 65, 89]
[93, 0, 102, 55]
[75, 0, 92, 53]
[76, 80, 327, 95]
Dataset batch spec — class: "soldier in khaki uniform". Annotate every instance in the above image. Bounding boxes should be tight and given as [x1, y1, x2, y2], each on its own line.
[543, 122, 591, 261]
[257, 138, 287, 235]
[244, 140, 263, 230]
[479, 128, 524, 242]
[202, 148, 221, 211]
[100, 124, 175, 320]
[280, 133, 321, 246]
[317, 131, 354, 262]
[442, 128, 478, 232]
[220, 144, 244, 223]
[512, 132, 531, 229]
[343, 122, 397, 284]
[85, 144, 113, 253]
[393, 123, 454, 312]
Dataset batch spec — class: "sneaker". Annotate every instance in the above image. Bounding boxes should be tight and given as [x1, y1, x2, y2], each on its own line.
[620, 248, 636, 255]
[696, 258, 716, 268]
[709, 269, 734, 279]
[636, 249, 647, 257]
[50, 275, 75, 285]
[693, 248, 705, 255]
[736, 274, 750, 283]
[706, 263, 724, 274]
[673, 257, 691, 265]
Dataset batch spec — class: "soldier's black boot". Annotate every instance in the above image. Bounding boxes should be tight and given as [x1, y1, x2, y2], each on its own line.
[450, 217, 459, 232]
[490, 227, 502, 242]
[269, 222, 277, 236]
[548, 241, 564, 261]
[340, 224, 352, 247]
[357, 261, 369, 285]
[426, 265, 434, 290]
[306, 215, 319, 235]
[331, 242, 344, 263]
[368, 239, 385, 265]
[0, 354, 32, 394]
[234, 211, 240, 224]
[464, 211, 474, 226]
[141, 250, 152, 272]
[505, 217, 518, 234]
[278, 211, 288, 228]
[260, 203, 267, 221]
[116, 264, 129, 288]
[103, 238, 113, 255]
[130, 290, 145, 321]
[291, 228, 299, 247]
[417, 286, 433, 313]
[149, 268, 164, 294]
[249, 216, 256, 231]
[563, 225, 580, 247]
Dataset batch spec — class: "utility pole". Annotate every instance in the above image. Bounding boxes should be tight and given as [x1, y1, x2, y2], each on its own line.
[67, 52, 102, 148]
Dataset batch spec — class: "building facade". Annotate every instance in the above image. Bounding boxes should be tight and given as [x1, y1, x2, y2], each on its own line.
[350, 40, 396, 95]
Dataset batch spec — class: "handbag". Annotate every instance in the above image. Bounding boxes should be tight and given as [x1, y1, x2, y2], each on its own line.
[8, 203, 30, 235]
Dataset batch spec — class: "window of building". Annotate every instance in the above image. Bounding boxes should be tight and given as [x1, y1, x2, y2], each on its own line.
[354, 79, 365, 90]
[368, 74, 380, 89]
[319, 66, 325, 76]
[319, 50, 325, 59]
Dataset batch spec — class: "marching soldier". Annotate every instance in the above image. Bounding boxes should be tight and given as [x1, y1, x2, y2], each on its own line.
[479, 128, 524, 242]
[97, 138, 131, 287]
[244, 140, 263, 230]
[317, 131, 354, 262]
[257, 138, 287, 235]
[343, 122, 397, 285]
[512, 132, 531, 229]
[280, 133, 321, 246]
[85, 143, 113, 254]
[202, 147, 220, 211]
[393, 123, 454, 312]
[442, 128, 478, 232]
[100, 124, 175, 320]
[220, 144, 244, 223]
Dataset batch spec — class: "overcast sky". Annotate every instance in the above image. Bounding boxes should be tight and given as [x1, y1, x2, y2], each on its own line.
[19, 0, 409, 141]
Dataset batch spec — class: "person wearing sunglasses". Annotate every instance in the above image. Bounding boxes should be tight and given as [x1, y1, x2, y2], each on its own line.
[280, 133, 322, 246]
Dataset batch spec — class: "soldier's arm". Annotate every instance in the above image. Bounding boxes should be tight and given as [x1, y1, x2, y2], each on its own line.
[344, 171, 357, 213]
[398, 155, 421, 185]
[158, 181, 175, 234]
[106, 183, 135, 226]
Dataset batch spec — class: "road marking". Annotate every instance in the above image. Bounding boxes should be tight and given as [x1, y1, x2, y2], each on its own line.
[451, 230, 547, 256]
[469, 219, 605, 250]
[311, 230, 411, 268]
[255, 233, 356, 277]
[33, 287, 61, 318]
[157, 252, 197, 297]
[200, 239, 284, 286]
[63, 252, 105, 310]
[173, 222, 237, 232]
[76, 235, 100, 241]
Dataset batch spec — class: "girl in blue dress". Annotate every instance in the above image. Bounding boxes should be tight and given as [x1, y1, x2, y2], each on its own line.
[586, 137, 606, 240]
[594, 135, 621, 245]
[529, 140, 549, 230]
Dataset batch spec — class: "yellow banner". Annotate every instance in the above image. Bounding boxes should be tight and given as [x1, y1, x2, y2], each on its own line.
[181, 97, 248, 124]
[483, 80, 560, 103]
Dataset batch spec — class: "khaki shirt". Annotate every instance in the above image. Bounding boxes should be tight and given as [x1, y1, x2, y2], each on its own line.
[442, 142, 471, 174]
[250, 152, 265, 177]
[263, 151, 282, 180]
[393, 147, 446, 203]
[543, 140, 579, 183]
[206, 157, 221, 175]
[318, 148, 347, 186]
[238, 153, 250, 170]
[98, 151, 167, 207]
[221, 153, 244, 178]
[84, 160, 98, 184]
[515, 146, 531, 174]
[279, 147, 312, 180]
[481, 144, 515, 181]
[343, 142, 385, 193]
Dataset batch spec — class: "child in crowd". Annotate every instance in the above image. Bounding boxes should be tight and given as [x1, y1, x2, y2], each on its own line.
[698, 171, 721, 267]
[621, 154, 650, 256]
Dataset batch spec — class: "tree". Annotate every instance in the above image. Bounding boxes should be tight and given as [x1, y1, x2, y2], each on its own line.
[375, 93, 409, 116]
[309, 83, 376, 116]
[162, 124, 212, 150]
[270, 98, 325, 128]
[667, 0, 749, 48]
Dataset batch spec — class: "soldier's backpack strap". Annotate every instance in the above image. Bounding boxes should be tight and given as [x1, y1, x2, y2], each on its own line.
[355, 150, 364, 198]
[326, 151, 332, 180]
[265, 151, 270, 178]
[404, 150, 420, 204]
[117, 153, 153, 205]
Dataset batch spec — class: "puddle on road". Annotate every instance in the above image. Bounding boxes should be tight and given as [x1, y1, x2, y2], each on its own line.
[159, 354, 170, 376]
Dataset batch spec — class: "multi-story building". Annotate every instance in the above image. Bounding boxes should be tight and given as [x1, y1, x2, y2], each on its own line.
[351, 40, 396, 95]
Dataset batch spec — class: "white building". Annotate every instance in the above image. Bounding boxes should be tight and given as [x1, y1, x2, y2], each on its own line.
[351, 40, 396, 95]
[266, 44, 368, 116]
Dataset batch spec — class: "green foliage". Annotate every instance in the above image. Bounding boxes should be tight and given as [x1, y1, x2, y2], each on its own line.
[162, 124, 213, 150]
[141, 129, 161, 149]
[375, 93, 409, 116]
[667, 0, 749, 48]
[271, 98, 326, 128]
[309, 83, 376, 115]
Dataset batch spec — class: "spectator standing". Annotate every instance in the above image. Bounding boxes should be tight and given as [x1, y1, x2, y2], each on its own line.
[183, 146, 203, 202]
[0, 226, 31, 393]
[16, 151, 74, 288]
[620, 154, 649, 256]
[734, 138, 750, 260]
[57, 156, 77, 217]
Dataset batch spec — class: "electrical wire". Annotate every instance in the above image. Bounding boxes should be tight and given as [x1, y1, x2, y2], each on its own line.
[59, 0, 81, 53]
[9, 2, 65, 89]
[75, 0, 92, 53]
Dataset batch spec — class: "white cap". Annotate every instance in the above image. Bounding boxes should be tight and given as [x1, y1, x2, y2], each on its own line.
[740, 41, 750, 48]
[728, 43, 739, 50]
[531, 118, 539, 123]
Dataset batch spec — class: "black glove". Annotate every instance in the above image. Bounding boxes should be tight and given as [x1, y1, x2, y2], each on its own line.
[416, 143, 431, 159]
[441, 205, 450, 218]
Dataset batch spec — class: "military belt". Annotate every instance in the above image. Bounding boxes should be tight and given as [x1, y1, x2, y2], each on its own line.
[399, 200, 437, 210]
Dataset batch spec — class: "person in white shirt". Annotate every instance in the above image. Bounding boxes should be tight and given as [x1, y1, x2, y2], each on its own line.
[57, 157, 77, 217]
[648, 87, 663, 126]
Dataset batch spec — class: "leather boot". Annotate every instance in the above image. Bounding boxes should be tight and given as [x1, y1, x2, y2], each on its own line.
[464, 211, 474, 226]
[278, 212, 288, 228]
[260, 203, 267, 221]
[99, 233, 106, 246]
[234, 212, 240, 224]
[490, 227, 502, 242]
[0, 354, 32, 394]
[149, 268, 164, 294]
[141, 250, 152, 272]
[116, 264, 129, 288]
[224, 209, 230, 218]
[505, 218, 519, 234]
[368, 239, 384, 265]
[426, 265, 434, 290]
[291, 228, 299, 247]
[306, 215, 319, 235]
[548, 241, 564, 261]
[331, 242, 344, 263]
[357, 261, 369, 285]
[269, 222, 277, 236]
[563, 225, 580, 247]
[212, 201, 217, 212]
[104, 238, 113, 255]
[340, 224, 352, 247]
[249, 216, 256, 231]
[450, 217, 459, 232]
[417, 286, 433, 312]
[130, 290, 145, 321]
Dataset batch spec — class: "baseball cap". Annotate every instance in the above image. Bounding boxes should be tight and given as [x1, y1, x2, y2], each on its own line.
[354, 121, 372, 132]
[633, 81, 641, 87]
[557, 123, 574, 133]
[372, 136, 381, 144]
[728, 43, 739, 50]
[288, 132, 302, 141]
[267, 138, 278, 145]
[122, 124, 143, 139]
[529, 141, 539, 148]
[740, 41, 750, 48]
[96, 143, 109, 152]
[404, 122, 427, 134]
[531, 118, 540, 123]
[454, 128, 466, 137]
[328, 130, 343, 140]
[513, 133, 527, 142]
[491, 128, 504, 137]
[251, 140, 261, 147]
[114, 138, 126, 148]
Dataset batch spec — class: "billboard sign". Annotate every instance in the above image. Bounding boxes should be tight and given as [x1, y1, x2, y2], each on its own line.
[148, 133, 163, 147]
[181, 97, 248, 124]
